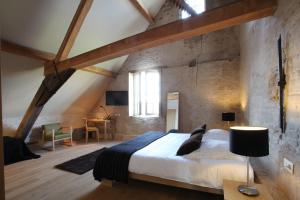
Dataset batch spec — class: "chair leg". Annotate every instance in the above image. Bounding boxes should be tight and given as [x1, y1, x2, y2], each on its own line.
[85, 130, 88, 144]
[104, 122, 107, 140]
[97, 130, 100, 143]
[52, 129, 55, 151]
[52, 140, 55, 151]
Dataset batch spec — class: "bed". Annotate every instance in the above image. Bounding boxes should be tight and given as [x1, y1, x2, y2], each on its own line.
[93, 129, 254, 194]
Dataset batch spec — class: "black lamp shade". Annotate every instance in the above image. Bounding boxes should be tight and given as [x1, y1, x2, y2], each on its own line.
[230, 126, 269, 157]
[222, 112, 235, 121]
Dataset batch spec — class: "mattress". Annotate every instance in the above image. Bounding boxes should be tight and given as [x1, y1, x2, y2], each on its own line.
[128, 129, 254, 189]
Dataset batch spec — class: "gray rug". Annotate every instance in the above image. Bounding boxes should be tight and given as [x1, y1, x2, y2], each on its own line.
[55, 147, 106, 174]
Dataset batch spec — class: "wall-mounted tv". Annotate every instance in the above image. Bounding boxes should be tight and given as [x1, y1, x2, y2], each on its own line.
[106, 91, 128, 106]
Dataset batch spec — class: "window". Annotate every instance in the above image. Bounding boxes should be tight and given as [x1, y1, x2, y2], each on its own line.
[181, 0, 206, 19]
[129, 69, 160, 117]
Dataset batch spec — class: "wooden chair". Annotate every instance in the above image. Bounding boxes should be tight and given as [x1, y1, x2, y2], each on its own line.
[83, 118, 101, 143]
[42, 123, 73, 151]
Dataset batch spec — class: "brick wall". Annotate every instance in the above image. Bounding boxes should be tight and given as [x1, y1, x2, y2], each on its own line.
[92, 0, 241, 137]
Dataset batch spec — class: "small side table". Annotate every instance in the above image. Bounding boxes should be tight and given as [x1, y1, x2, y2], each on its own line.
[223, 179, 273, 200]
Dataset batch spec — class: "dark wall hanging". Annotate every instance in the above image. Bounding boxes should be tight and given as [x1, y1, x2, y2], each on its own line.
[277, 35, 286, 133]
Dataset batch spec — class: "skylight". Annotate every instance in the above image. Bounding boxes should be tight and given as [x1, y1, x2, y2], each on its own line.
[181, 0, 206, 19]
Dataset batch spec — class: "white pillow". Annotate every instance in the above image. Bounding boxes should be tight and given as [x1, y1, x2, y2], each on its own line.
[203, 129, 230, 141]
[184, 139, 244, 161]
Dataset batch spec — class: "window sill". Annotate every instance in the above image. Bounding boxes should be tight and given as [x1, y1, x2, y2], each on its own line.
[130, 115, 160, 119]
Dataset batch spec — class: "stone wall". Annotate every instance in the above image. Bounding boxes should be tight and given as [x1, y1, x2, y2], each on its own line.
[92, 0, 241, 138]
[240, 0, 300, 199]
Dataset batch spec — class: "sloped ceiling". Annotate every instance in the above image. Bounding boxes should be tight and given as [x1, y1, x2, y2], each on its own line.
[1, 0, 166, 71]
[1, 0, 166, 132]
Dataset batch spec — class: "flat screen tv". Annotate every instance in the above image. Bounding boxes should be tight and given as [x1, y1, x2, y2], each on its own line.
[106, 91, 128, 106]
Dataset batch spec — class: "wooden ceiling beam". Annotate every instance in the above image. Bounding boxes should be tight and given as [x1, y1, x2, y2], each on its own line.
[16, 0, 94, 140]
[15, 69, 75, 139]
[170, 0, 197, 16]
[1, 39, 115, 78]
[45, 0, 276, 75]
[1, 40, 55, 61]
[81, 66, 117, 78]
[55, 0, 93, 62]
[129, 0, 155, 24]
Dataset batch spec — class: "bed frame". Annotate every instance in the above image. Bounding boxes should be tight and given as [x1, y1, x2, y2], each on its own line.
[102, 172, 223, 195]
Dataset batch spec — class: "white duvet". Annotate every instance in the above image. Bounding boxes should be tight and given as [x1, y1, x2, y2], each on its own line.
[128, 129, 254, 189]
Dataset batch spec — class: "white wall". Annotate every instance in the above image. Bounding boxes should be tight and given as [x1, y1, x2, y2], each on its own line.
[1, 52, 111, 142]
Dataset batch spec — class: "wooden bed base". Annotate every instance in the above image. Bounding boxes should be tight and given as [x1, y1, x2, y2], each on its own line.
[102, 172, 223, 195]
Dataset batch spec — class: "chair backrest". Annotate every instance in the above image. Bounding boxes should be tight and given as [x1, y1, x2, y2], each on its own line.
[83, 119, 96, 129]
[42, 123, 61, 136]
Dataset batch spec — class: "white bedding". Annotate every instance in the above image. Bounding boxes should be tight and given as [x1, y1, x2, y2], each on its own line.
[128, 130, 254, 189]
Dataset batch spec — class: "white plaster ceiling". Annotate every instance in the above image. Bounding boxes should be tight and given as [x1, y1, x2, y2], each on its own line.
[1, 0, 166, 72]
[0, 0, 166, 129]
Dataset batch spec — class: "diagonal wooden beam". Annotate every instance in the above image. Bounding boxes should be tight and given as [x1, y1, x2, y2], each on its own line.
[170, 0, 197, 16]
[16, 0, 94, 140]
[81, 66, 117, 77]
[45, 0, 276, 75]
[129, 0, 154, 24]
[55, 0, 93, 62]
[15, 69, 76, 139]
[1, 39, 115, 77]
[1, 40, 55, 61]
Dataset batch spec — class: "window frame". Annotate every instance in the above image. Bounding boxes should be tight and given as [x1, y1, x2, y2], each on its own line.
[129, 69, 161, 118]
[180, 0, 206, 19]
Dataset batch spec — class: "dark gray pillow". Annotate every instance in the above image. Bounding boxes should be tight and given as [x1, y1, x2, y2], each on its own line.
[176, 133, 203, 156]
[190, 124, 206, 137]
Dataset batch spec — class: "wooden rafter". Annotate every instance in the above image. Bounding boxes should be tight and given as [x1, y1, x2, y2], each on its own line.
[81, 66, 117, 78]
[129, 0, 154, 24]
[45, 0, 276, 75]
[16, 0, 94, 140]
[55, 0, 93, 62]
[169, 0, 197, 16]
[15, 69, 75, 139]
[0, 39, 115, 77]
[1, 40, 55, 61]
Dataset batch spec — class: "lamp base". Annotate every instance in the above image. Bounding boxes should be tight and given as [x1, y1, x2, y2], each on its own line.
[238, 185, 259, 196]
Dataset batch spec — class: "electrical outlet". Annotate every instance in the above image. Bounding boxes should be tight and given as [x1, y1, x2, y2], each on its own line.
[283, 158, 294, 174]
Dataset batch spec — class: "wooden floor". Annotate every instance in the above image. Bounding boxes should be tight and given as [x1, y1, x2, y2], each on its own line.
[4, 141, 222, 200]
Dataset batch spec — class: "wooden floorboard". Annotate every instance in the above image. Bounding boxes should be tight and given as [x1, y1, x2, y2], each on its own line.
[4, 141, 222, 200]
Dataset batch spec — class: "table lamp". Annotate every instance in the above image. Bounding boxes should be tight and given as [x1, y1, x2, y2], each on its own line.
[99, 105, 111, 120]
[222, 112, 235, 127]
[229, 126, 269, 196]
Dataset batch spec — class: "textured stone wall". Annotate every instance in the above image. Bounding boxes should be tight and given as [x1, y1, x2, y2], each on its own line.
[92, 0, 241, 137]
[240, 0, 300, 199]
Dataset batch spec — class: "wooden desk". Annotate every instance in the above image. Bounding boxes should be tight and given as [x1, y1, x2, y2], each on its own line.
[223, 179, 273, 200]
[83, 118, 113, 140]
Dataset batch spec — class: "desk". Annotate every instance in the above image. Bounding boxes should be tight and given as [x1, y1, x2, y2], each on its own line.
[83, 118, 114, 140]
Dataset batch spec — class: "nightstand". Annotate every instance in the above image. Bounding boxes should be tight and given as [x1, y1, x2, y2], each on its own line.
[223, 179, 273, 200]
